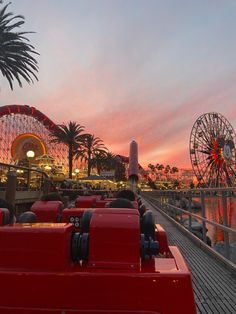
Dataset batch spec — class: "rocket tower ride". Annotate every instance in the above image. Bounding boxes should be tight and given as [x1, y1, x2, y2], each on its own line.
[128, 140, 139, 192]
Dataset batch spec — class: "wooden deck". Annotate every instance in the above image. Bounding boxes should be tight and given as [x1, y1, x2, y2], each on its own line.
[142, 195, 236, 314]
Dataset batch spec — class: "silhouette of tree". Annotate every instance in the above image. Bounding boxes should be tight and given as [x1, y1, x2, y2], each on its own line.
[0, 1, 39, 89]
[50, 122, 84, 178]
[77, 134, 107, 176]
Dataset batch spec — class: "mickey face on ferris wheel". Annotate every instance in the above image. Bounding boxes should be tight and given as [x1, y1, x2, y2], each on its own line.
[223, 144, 232, 160]
[218, 137, 234, 161]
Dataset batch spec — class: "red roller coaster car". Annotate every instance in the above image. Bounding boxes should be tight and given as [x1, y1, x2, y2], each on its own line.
[0, 199, 196, 314]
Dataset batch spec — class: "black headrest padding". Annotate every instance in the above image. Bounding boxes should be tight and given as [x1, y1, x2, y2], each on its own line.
[107, 198, 134, 209]
[81, 209, 93, 233]
[117, 189, 135, 201]
[139, 204, 146, 217]
[17, 211, 38, 223]
[141, 210, 156, 240]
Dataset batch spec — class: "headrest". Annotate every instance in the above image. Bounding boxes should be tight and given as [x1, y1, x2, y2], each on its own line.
[31, 201, 63, 222]
[81, 208, 94, 233]
[141, 210, 156, 240]
[139, 204, 146, 217]
[17, 211, 38, 223]
[117, 189, 135, 201]
[107, 198, 134, 209]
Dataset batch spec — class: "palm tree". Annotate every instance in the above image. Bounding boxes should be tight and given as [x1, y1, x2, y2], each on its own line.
[97, 152, 125, 181]
[171, 166, 179, 178]
[92, 150, 107, 175]
[50, 121, 85, 178]
[156, 164, 165, 180]
[157, 164, 164, 171]
[148, 163, 156, 173]
[0, 1, 39, 89]
[102, 152, 118, 171]
[77, 134, 107, 176]
[164, 165, 171, 180]
[114, 160, 126, 182]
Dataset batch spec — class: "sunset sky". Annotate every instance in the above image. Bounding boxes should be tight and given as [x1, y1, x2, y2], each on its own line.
[1, 0, 236, 168]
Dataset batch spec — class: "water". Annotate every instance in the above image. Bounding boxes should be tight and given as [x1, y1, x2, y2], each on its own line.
[193, 196, 236, 246]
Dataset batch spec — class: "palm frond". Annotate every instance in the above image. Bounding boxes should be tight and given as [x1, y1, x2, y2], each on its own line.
[0, 1, 39, 89]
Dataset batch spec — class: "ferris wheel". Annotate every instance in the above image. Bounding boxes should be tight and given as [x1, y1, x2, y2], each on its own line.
[190, 112, 236, 187]
[0, 105, 68, 167]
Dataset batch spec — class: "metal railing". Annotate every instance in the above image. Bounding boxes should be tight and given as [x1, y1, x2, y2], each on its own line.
[143, 189, 236, 264]
[0, 162, 48, 192]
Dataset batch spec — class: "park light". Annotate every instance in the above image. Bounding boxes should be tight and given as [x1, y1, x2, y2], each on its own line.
[44, 165, 51, 171]
[26, 150, 35, 158]
[16, 169, 24, 174]
[75, 168, 80, 180]
[26, 150, 35, 189]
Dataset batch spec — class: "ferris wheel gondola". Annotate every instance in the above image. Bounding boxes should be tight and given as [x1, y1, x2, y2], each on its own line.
[189, 112, 236, 187]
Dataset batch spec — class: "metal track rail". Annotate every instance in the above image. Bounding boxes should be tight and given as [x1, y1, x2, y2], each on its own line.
[142, 195, 236, 314]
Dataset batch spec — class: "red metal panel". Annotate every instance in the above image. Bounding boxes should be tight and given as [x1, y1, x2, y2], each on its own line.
[0, 223, 73, 271]
[0, 209, 4, 225]
[155, 224, 170, 255]
[95, 200, 109, 208]
[0, 203, 196, 313]
[92, 195, 102, 201]
[0, 249, 196, 313]
[0, 309, 160, 314]
[61, 207, 87, 230]
[88, 208, 140, 270]
[0, 208, 10, 226]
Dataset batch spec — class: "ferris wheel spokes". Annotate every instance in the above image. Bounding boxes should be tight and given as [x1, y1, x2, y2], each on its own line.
[190, 112, 236, 187]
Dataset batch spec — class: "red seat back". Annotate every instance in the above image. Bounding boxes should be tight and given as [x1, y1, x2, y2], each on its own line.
[92, 195, 102, 201]
[155, 224, 170, 255]
[0, 208, 10, 225]
[31, 201, 63, 222]
[0, 223, 73, 270]
[75, 196, 96, 208]
[95, 200, 110, 208]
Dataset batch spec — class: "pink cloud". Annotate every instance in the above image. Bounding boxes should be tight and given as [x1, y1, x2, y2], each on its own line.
[2, 48, 236, 170]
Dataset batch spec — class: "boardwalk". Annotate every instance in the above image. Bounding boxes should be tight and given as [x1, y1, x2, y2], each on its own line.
[142, 195, 236, 314]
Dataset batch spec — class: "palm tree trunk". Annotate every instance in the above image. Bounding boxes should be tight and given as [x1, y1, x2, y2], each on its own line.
[87, 149, 92, 176]
[97, 162, 101, 175]
[88, 157, 91, 176]
[68, 145, 73, 179]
